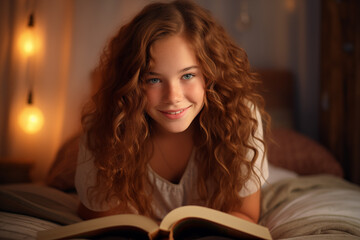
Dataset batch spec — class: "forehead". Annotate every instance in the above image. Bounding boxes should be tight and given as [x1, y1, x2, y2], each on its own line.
[148, 35, 198, 72]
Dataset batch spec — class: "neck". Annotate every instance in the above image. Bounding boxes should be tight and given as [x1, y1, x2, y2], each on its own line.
[149, 123, 196, 184]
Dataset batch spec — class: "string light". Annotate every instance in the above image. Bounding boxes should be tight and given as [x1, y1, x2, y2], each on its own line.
[19, 13, 36, 57]
[18, 11, 44, 134]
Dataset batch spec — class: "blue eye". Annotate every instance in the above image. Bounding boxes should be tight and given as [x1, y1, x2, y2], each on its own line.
[147, 78, 160, 84]
[182, 73, 194, 80]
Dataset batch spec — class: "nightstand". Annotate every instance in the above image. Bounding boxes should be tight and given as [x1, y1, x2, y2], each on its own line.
[0, 161, 33, 184]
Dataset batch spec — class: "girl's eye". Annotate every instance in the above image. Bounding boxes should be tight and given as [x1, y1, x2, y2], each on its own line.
[182, 73, 194, 80]
[147, 78, 161, 84]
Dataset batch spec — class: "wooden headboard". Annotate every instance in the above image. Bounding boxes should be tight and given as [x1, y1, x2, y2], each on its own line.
[256, 69, 343, 177]
[257, 69, 295, 129]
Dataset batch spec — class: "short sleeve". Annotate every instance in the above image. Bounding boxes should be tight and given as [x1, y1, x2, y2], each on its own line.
[74, 136, 114, 212]
[238, 105, 269, 197]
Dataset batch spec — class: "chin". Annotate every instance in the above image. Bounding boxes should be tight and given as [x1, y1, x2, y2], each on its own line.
[164, 126, 190, 134]
[158, 122, 193, 134]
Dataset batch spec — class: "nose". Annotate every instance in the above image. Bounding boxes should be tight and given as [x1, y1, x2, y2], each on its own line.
[164, 81, 183, 103]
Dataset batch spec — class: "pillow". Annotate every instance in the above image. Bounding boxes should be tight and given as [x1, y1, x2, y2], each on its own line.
[46, 134, 80, 191]
[265, 163, 298, 186]
[266, 128, 343, 177]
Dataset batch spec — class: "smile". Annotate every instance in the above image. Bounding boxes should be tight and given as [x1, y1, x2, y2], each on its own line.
[159, 106, 191, 119]
[167, 109, 184, 115]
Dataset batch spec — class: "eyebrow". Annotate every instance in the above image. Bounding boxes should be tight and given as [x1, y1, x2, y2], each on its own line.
[148, 66, 199, 76]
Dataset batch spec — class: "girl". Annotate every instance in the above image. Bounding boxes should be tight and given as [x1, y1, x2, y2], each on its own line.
[75, 0, 269, 224]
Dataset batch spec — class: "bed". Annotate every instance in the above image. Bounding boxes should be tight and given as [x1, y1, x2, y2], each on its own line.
[1, 70, 360, 240]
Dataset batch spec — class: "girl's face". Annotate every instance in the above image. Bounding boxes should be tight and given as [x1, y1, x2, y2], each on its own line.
[144, 35, 205, 134]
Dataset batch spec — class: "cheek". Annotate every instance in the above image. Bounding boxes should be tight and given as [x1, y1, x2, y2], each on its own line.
[145, 89, 159, 108]
[188, 81, 205, 103]
[195, 88, 205, 103]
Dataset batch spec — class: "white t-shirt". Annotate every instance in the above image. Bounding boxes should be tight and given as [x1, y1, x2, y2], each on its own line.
[75, 107, 268, 220]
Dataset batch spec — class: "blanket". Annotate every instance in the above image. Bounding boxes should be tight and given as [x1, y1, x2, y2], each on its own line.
[0, 184, 81, 225]
[260, 175, 360, 239]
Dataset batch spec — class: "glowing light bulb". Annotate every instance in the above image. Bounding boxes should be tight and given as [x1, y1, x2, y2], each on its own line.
[18, 105, 44, 134]
[23, 31, 35, 55]
[19, 29, 35, 56]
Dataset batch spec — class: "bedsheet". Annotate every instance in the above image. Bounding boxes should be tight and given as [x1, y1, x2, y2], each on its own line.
[260, 175, 360, 239]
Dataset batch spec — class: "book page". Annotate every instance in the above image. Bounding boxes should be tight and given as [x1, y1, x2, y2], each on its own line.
[159, 206, 272, 240]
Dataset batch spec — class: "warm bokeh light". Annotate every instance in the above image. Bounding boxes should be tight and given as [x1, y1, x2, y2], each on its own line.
[19, 29, 36, 56]
[285, 0, 296, 12]
[18, 105, 44, 134]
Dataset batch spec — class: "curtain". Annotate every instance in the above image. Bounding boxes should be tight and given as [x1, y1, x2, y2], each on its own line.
[0, 0, 153, 182]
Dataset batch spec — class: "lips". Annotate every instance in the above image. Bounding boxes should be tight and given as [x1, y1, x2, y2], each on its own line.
[159, 106, 191, 119]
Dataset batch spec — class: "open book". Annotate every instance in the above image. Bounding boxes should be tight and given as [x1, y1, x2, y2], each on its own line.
[37, 205, 272, 240]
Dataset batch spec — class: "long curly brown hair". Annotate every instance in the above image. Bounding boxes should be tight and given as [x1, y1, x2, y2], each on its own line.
[82, 0, 270, 218]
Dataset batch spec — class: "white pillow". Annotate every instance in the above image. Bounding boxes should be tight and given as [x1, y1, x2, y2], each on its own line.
[264, 163, 298, 186]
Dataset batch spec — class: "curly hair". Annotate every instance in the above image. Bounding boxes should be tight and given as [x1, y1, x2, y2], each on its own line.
[82, 0, 270, 218]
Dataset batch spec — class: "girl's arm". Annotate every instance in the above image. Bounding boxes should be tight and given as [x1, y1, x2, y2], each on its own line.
[228, 190, 260, 223]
